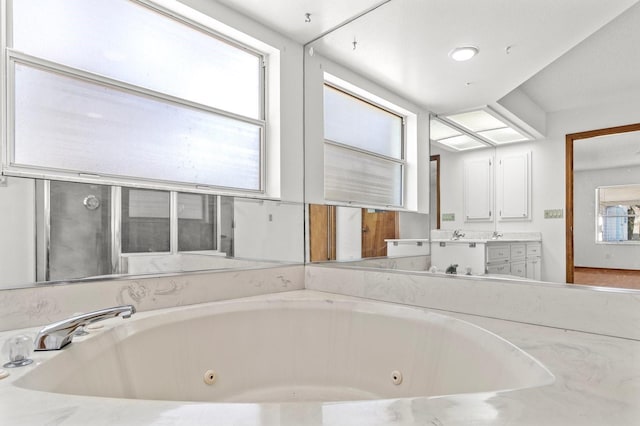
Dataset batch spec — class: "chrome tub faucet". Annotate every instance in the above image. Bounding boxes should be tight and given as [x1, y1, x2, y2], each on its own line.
[34, 305, 136, 351]
[451, 229, 466, 240]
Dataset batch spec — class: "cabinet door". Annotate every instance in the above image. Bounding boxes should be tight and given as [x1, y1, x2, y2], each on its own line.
[487, 262, 510, 275]
[464, 157, 493, 221]
[510, 243, 526, 260]
[510, 260, 527, 277]
[526, 257, 541, 280]
[486, 244, 510, 262]
[526, 242, 541, 257]
[498, 151, 530, 220]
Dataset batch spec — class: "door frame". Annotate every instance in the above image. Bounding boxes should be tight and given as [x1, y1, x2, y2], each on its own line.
[430, 154, 441, 229]
[565, 122, 640, 283]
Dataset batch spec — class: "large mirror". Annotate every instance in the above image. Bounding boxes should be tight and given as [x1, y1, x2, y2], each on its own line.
[3, 0, 640, 292]
[302, 0, 640, 290]
[0, 0, 306, 290]
[0, 176, 304, 290]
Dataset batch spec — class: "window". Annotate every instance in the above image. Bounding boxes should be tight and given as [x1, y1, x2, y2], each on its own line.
[121, 189, 171, 253]
[178, 193, 218, 252]
[597, 185, 640, 243]
[121, 189, 221, 254]
[39, 181, 230, 279]
[6, 0, 265, 192]
[323, 84, 405, 207]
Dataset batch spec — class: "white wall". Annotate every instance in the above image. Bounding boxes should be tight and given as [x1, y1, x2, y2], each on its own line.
[435, 97, 640, 283]
[398, 211, 430, 239]
[574, 165, 640, 269]
[233, 199, 304, 262]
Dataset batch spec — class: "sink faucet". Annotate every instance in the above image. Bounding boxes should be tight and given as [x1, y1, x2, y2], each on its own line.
[34, 305, 136, 351]
[451, 229, 466, 240]
[491, 231, 504, 240]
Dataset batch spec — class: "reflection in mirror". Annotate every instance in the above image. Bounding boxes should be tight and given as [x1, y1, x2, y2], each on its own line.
[569, 125, 640, 289]
[430, 144, 498, 233]
[301, 0, 640, 291]
[430, 155, 440, 230]
[0, 177, 304, 290]
[596, 185, 640, 243]
[307, 204, 429, 271]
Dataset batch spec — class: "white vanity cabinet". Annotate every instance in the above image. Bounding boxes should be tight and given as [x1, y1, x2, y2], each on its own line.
[525, 242, 542, 280]
[485, 243, 510, 274]
[486, 241, 540, 278]
[431, 241, 487, 275]
[430, 234, 542, 279]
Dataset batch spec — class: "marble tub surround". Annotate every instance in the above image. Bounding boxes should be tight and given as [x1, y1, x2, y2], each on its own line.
[0, 264, 304, 331]
[305, 265, 640, 341]
[431, 229, 542, 242]
[0, 290, 638, 426]
[331, 255, 430, 271]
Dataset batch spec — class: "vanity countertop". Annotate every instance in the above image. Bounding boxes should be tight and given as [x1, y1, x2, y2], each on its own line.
[0, 290, 638, 426]
[384, 238, 429, 242]
[431, 237, 542, 243]
[431, 230, 542, 244]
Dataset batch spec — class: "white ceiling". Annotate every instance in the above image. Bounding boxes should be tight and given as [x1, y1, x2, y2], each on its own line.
[212, 0, 388, 44]
[520, 1, 640, 113]
[212, 0, 640, 115]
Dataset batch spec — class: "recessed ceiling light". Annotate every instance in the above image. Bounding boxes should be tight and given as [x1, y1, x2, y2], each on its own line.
[449, 46, 478, 62]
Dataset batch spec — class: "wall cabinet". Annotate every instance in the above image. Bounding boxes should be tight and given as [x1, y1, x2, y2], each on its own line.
[463, 157, 493, 222]
[462, 151, 531, 224]
[497, 151, 531, 221]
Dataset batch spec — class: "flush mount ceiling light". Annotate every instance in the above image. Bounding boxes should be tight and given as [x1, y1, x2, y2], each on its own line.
[430, 107, 533, 152]
[449, 46, 478, 61]
[430, 118, 488, 152]
[445, 108, 530, 144]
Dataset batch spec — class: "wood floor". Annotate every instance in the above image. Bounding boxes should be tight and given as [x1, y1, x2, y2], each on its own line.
[573, 267, 640, 290]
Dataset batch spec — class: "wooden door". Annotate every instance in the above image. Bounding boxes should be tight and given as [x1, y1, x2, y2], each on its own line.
[361, 209, 398, 258]
[309, 204, 336, 262]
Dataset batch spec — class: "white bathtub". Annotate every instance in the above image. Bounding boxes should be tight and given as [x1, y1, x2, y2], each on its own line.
[12, 291, 554, 404]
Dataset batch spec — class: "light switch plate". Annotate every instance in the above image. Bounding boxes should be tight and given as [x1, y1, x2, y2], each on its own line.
[544, 209, 564, 219]
[442, 213, 455, 221]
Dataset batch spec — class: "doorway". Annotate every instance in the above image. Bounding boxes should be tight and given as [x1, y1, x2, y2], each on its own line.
[430, 154, 441, 230]
[566, 122, 640, 288]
